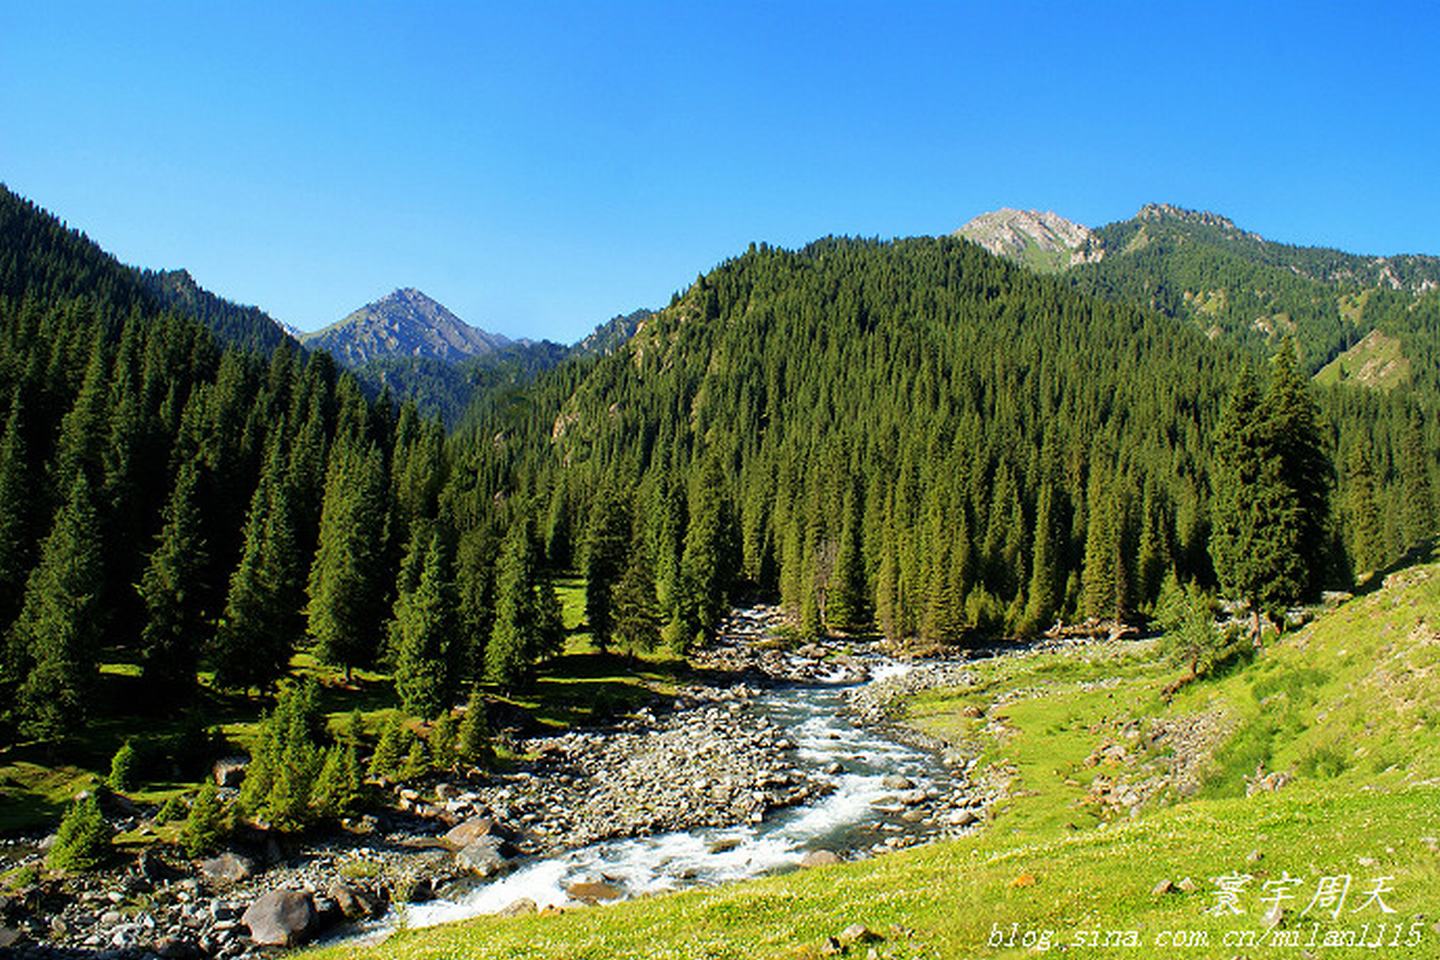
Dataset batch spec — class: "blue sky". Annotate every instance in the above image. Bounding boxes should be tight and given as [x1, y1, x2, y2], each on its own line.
[3, 2, 1437, 341]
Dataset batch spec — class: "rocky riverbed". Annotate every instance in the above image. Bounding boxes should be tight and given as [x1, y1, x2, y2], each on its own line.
[0, 607, 1003, 958]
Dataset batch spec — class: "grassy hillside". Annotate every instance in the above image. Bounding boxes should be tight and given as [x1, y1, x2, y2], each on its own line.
[308, 552, 1440, 959]
[1315, 328, 1410, 391]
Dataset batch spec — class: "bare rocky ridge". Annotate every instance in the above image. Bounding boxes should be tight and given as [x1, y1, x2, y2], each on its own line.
[300, 288, 512, 367]
[955, 208, 1105, 271]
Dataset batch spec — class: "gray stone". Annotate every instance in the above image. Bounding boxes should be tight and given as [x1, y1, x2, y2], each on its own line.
[881, 774, 913, 790]
[800, 849, 841, 867]
[497, 897, 537, 917]
[328, 882, 381, 920]
[456, 836, 509, 878]
[198, 852, 254, 885]
[443, 815, 503, 850]
[241, 889, 318, 947]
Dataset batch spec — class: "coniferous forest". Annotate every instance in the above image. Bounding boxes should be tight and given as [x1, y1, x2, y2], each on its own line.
[2, 189, 1438, 763]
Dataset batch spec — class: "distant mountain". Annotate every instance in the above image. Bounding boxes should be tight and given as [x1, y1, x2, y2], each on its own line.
[0, 184, 292, 353]
[574, 308, 653, 357]
[957, 202, 1440, 381]
[955, 208, 1104, 273]
[301, 287, 512, 367]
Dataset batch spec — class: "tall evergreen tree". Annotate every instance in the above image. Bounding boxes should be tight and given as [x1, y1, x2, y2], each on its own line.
[486, 522, 539, 692]
[307, 444, 389, 678]
[393, 532, 459, 718]
[1399, 414, 1436, 549]
[582, 488, 630, 653]
[612, 519, 661, 654]
[136, 459, 209, 702]
[825, 479, 869, 633]
[12, 473, 104, 741]
[1210, 367, 1306, 638]
[1021, 482, 1063, 634]
[1343, 444, 1384, 576]
[1263, 342, 1332, 589]
[0, 395, 33, 633]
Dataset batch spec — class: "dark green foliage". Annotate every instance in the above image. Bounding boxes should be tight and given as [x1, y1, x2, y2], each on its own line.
[237, 680, 323, 830]
[429, 711, 458, 772]
[1343, 444, 1384, 575]
[400, 738, 430, 781]
[154, 793, 188, 825]
[457, 688, 490, 768]
[393, 532, 460, 718]
[48, 792, 111, 872]
[137, 459, 209, 702]
[367, 714, 410, 782]
[613, 520, 661, 654]
[307, 443, 390, 677]
[181, 781, 226, 857]
[486, 523, 542, 691]
[1154, 573, 1226, 678]
[582, 488, 630, 652]
[12, 473, 104, 742]
[312, 742, 365, 819]
[107, 740, 138, 792]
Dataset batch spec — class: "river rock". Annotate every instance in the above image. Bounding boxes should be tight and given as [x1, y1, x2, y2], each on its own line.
[0, 927, 22, 949]
[497, 897, 537, 917]
[800, 849, 841, 867]
[444, 815, 505, 850]
[456, 836, 509, 878]
[198, 852, 254, 885]
[566, 881, 622, 903]
[241, 889, 318, 947]
[882, 774, 913, 790]
[328, 882, 381, 920]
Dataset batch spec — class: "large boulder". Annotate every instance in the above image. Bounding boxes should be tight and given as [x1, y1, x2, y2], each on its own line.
[443, 815, 507, 850]
[241, 889, 318, 947]
[328, 882, 382, 921]
[198, 852, 254, 886]
[455, 836, 509, 878]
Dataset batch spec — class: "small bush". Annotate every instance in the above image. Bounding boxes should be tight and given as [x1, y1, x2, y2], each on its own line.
[368, 715, 410, 781]
[154, 793, 188, 825]
[181, 781, 227, 857]
[429, 713, 458, 773]
[48, 794, 112, 872]
[107, 740, 138, 793]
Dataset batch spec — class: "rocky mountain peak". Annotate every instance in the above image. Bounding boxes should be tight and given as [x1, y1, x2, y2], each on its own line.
[955, 208, 1104, 271]
[299, 288, 511, 367]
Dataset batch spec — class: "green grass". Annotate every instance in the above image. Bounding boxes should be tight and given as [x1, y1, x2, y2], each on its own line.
[1314, 328, 1410, 390]
[306, 557, 1440, 959]
[0, 573, 685, 831]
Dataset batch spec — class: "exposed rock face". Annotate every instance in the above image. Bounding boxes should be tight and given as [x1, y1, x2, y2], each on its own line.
[955, 208, 1104, 270]
[301, 287, 512, 367]
[241, 889, 318, 947]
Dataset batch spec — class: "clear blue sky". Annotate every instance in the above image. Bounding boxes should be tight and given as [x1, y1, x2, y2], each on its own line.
[3, 2, 1437, 342]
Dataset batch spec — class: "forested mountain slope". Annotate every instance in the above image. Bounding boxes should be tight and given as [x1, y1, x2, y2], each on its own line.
[456, 236, 1439, 647]
[0, 185, 292, 354]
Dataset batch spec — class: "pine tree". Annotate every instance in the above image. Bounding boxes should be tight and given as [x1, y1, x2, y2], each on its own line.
[1263, 342, 1332, 590]
[1399, 415, 1435, 549]
[1081, 463, 1119, 621]
[48, 792, 111, 872]
[108, 740, 138, 792]
[457, 688, 490, 768]
[13, 472, 105, 742]
[1021, 482, 1063, 634]
[307, 444, 389, 678]
[137, 459, 209, 702]
[825, 479, 869, 633]
[238, 681, 322, 830]
[367, 714, 409, 781]
[612, 520, 660, 654]
[486, 523, 539, 692]
[1210, 367, 1306, 639]
[214, 443, 302, 692]
[0, 395, 34, 633]
[393, 533, 459, 719]
[677, 456, 736, 642]
[181, 781, 226, 857]
[1343, 444, 1384, 576]
[535, 573, 566, 660]
[582, 489, 630, 653]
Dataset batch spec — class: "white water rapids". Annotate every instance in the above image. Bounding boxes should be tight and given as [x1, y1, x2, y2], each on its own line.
[348, 657, 949, 941]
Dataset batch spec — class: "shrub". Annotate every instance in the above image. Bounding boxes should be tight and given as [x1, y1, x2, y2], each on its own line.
[107, 740, 138, 793]
[48, 794, 111, 872]
[154, 793, 188, 825]
[181, 781, 227, 857]
[457, 689, 490, 768]
[429, 712, 458, 773]
[367, 715, 409, 781]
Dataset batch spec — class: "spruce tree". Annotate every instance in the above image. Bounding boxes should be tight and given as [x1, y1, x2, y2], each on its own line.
[0, 395, 34, 633]
[307, 444, 389, 678]
[137, 459, 209, 702]
[486, 523, 538, 691]
[1021, 482, 1063, 634]
[393, 532, 459, 719]
[457, 687, 490, 768]
[825, 479, 869, 633]
[1263, 342, 1332, 589]
[612, 521, 661, 654]
[1343, 444, 1384, 576]
[582, 489, 630, 653]
[1399, 415, 1435, 549]
[1210, 367, 1306, 639]
[13, 472, 104, 742]
[677, 456, 736, 642]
